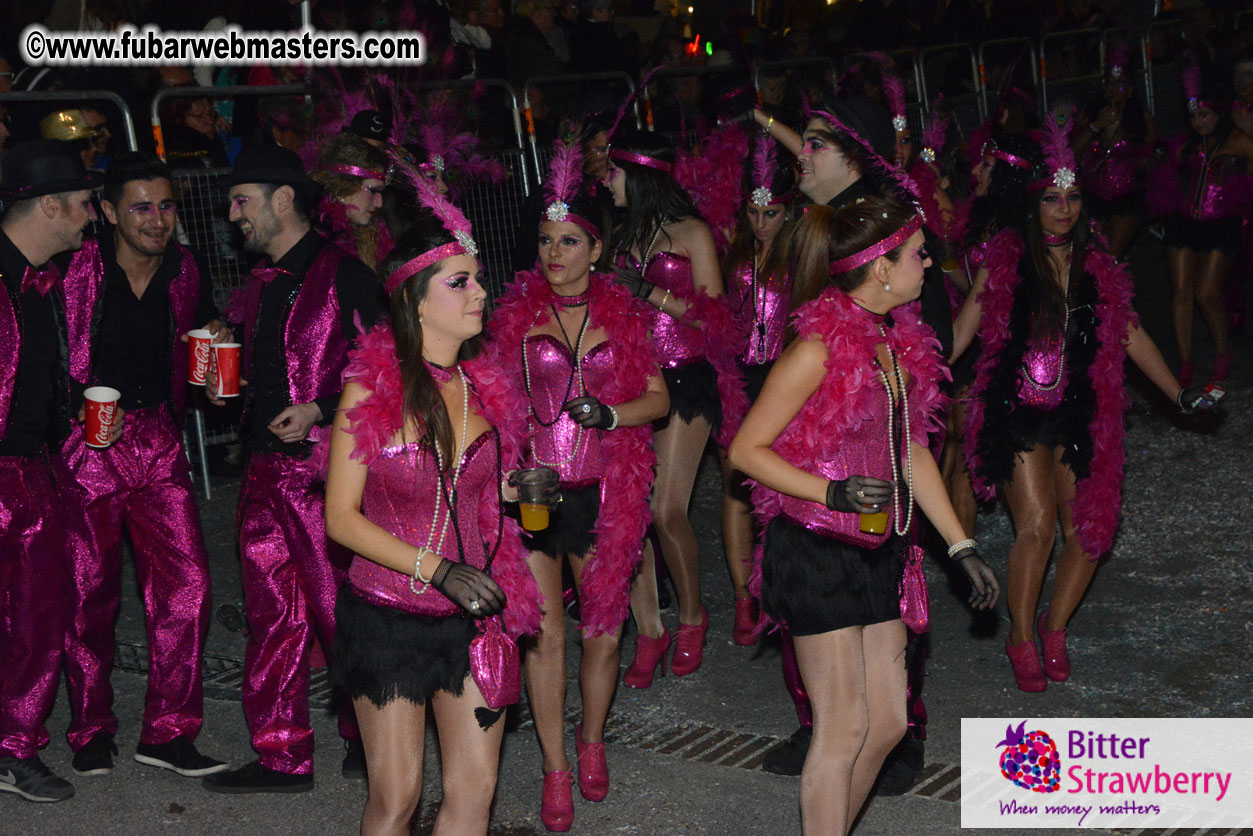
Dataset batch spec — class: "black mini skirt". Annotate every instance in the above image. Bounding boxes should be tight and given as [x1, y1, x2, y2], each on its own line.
[660, 359, 722, 429]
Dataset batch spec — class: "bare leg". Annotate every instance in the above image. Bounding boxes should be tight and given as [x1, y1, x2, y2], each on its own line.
[651, 415, 712, 625]
[523, 550, 569, 774]
[717, 449, 754, 600]
[845, 621, 909, 824]
[354, 696, 425, 836]
[430, 681, 506, 836]
[1194, 248, 1234, 358]
[1166, 246, 1197, 362]
[1103, 214, 1140, 261]
[568, 549, 623, 742]
[945, 394, 978, 537]
[627, 539, 664, 639]
[1001, 446, 1061, 646]
[1043, 450, 1097, 632]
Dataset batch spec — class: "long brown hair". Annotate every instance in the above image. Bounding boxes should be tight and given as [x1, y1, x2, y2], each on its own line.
[790, 196, 918, 309]
[378, 220, 484, 472]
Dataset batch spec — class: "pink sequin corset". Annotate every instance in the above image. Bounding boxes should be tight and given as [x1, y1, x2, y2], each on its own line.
[1182, 152, 1245, 220]
[961, 240, 990, 286]
[1081, 139, 1140, 201]
[727, 260, 789, 365]
[1016, 332, 1068, 410]
[616, 251, 704, 368]
[348, 430, 500, 617]
[776, 380, 895, 545]
[524, 334, 615, 484]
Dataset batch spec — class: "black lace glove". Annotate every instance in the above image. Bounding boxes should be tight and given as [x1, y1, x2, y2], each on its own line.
[825, 476, 893, 514]
[613, 265, 655, 301]
[1177, 384, 1223, 415]
[950, 547, 1000, 610]
[431, 560, 505, 617]
[564, 395, 615, 430]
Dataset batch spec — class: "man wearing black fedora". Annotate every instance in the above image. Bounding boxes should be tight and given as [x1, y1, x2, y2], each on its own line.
[0, 139, 105, 804]
[202, 145, 383, 794]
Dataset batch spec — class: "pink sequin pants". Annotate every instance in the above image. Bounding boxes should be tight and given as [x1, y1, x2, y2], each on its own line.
[60, 408, 212, 751]
[238, 452, 357, 775]
[0, 455, 68, 759]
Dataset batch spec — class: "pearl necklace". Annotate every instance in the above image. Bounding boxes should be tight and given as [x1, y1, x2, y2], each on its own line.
[1021, 244, 1071, 391]
[411, 364, 469, 595]
[877, 324, 914, 538]
[522, 304, 589, 468]
[750, 246, 770, 364]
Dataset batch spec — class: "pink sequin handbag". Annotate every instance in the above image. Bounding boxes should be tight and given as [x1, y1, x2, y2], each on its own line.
[899, 545, 929, 634]
[469, 615, 521, 715]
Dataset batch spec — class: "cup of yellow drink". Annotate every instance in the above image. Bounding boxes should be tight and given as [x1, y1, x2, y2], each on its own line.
[860, 510, 888, 534]
[512, 467, 559, 531]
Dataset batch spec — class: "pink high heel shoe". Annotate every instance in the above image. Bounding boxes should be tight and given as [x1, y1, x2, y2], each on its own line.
[623, 628, 670, 689]
[1036, 610, 1070, 682]
[1213, 349, 1234, 381]
[671, 606, 709, 676]
[731, 597, 759, 646]
[1006, 638, 1047, 692]
[540, 770, 574, 832]
[574, 723, 608, 802]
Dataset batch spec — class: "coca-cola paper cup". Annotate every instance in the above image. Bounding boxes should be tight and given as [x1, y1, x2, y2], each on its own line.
[83, 386, 121, 449]
[212, 343, 241, 398]
[187, 329, 213, 385]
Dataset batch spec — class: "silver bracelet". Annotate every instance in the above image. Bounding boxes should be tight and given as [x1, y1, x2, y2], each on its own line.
[947, 538, 977, 559]
[500, 474, 519, 502]
[606, 405, 619, 431]
[410, 548, 436, 595]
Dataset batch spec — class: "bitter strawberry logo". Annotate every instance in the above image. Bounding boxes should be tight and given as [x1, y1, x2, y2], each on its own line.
[996, 720, 1061, 793]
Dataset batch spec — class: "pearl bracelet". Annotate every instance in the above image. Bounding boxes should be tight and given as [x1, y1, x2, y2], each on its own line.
[410, 548, 436, 595]
[501, 475, 519, 502]
[947, 538, 977, 558]
[606, 405, 619, 431]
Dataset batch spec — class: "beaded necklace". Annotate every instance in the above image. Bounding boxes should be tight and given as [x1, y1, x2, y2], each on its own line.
[521, 299, 591, 467]
[410, 363, 469, 595]
[876, 324, 914, 537]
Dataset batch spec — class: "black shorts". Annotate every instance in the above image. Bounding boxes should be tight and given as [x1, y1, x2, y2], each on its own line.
[1164, 215, 1242, 257]
[660, 359, 721, 429]
[519, 481, 601, 558]
[740, 360, 774, 404]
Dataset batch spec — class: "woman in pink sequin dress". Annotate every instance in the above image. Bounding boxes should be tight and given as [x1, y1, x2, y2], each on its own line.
[731, 196, 998, 836]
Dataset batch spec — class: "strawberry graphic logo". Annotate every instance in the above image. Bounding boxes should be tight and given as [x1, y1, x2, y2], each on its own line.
[996, 720, 1061, 793]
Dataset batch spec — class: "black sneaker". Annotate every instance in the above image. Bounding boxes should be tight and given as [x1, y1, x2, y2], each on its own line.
[72, 731, 118, 776]
[134, 735, 228, 777]
[341, 739, 366, 780]
[0, 756, 75, 802]
[874, 736, 924, 796]
[761, 725, 812, 776]
[202, 760, 313, 794]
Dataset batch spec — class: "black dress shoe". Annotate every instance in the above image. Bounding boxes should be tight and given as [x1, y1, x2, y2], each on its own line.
[202, 760, 313, 794]
[341, 739, 366, 780]
[874, 736, 924, 796]
[761, 725, 812, 776]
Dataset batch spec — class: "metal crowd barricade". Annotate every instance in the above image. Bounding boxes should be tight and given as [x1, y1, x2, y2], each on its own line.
[643, 64, 752, 143]
[751, 57, 834, 100]
[1039, 28, 1104, 114]
[1143, 19, 1189, 134]
[977, 37, 1039, 117]
[845, 49, 925, 138]
[523, 71, 640, 182]
[919, 43, 983, 139]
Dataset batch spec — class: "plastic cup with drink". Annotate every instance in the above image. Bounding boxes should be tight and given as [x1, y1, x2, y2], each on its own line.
[511, 467, 560, 531]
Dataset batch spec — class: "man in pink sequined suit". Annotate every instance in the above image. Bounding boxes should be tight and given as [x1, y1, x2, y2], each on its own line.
[202, 146, 384, 793]
[0, 140, 98, 803]
[55, 155, 229, 780]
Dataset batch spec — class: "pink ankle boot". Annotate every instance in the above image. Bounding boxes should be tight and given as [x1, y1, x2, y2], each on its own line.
[1036, 610, 1070, 682]
[1006, 638, 1047, 692]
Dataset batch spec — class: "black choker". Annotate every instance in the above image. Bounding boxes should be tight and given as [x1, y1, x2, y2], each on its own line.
[1043, 232, 1072, 247]
[553, 289, 590, 307]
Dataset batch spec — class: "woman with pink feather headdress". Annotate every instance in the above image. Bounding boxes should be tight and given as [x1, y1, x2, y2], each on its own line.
[1157, 60, 1253, 385]
[1071, 39, 1156, 260]
[717, 133, 799, 647]
[952, 116, 1221, 695]
[486, 139, 669, 832]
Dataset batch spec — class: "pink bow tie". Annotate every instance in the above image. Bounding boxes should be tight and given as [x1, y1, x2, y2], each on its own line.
[21, 264, 61, 297]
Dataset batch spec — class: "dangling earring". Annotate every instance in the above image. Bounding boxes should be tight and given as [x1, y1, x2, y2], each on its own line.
[882, 282, 891, 293]
[418, 315, 424, 326]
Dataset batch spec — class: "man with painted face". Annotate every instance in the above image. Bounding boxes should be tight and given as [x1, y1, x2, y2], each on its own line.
[53, 154, 229, 781]
[203, 145, 384, 794]
[0, 140, 99, 804]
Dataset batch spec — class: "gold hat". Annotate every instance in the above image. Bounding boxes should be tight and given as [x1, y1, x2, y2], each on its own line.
[39, 109, 103, 142]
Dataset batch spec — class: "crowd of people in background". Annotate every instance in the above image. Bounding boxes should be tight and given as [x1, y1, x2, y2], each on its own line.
[0, 1, 1249, 835]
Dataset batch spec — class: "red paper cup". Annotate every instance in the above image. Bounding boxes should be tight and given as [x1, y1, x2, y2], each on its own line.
[212, 343, 241, 398]
[83, 386, 121, 449]
[187, 329, 213, 385]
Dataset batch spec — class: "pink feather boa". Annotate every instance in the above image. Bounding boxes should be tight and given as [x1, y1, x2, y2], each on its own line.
[487, 271, 658, 636]
[908, 159, 968, 245]
[746, 289, 948, 628]
[963, 229, 1136, 558]
[684, 289, 751, 449]
[673, 123, 750, 256]
[319, 323, 541, 639]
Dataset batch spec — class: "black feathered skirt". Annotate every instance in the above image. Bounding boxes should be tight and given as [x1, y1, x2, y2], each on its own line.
[660, 359, 722, 429]
[331, 587, 477, 708]
[761, 517, 903, 636]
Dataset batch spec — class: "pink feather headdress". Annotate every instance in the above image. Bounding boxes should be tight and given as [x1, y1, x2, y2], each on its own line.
[750, 134, 781, 206]
[383, 164, 479, 295]
[1106, 40, 1132, 80]
[1037, 111, 1077, 190]
[541, 139, 600, 239]
[920, 94, 948, 165]
[882, 73, 908, 134]
[1181, 58, 1213, 114]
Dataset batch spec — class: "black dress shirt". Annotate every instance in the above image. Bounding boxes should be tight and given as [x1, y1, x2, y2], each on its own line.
[0, 228, 63, 456]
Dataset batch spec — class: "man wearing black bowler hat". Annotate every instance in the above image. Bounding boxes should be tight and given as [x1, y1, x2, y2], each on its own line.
[202, 145, 384, 794]
[0, 139, 105, 804]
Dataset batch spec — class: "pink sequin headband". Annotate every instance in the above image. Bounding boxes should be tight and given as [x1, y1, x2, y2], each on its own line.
[384, 240, 475, 295]
[985, 144, 1033, 170]
[829, 215, 922, 275]
[608, 148, 672, 173]
[543, 200, 601, 240]
[322, 162, 386, 180]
